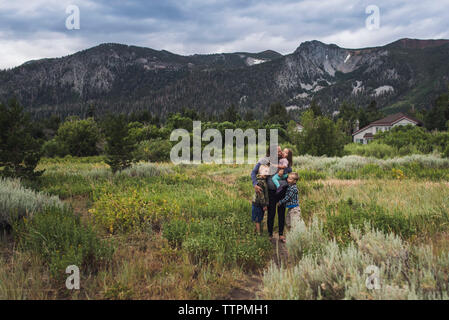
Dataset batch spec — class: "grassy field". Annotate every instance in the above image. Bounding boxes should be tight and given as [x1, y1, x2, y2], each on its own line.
[1, 154, 449, 299]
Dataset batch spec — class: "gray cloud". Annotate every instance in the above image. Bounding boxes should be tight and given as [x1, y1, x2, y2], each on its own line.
[1, 0, 448, 69]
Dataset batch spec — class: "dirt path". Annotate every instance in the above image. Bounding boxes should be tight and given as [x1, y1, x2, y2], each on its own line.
[270, 232, 289, 267]
[209, 172, 291, 299]
[223, 232, 289, 300]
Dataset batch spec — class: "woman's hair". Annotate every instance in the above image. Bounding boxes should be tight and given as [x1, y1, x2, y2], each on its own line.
[285, 148, 293, 167]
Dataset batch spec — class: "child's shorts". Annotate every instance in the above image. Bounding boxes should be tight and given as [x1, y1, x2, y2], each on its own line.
[251, 205, 265, 223]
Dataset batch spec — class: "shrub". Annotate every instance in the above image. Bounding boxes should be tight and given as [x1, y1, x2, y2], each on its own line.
[0, 178, 64, 228]
[286, 217, 326, 263]
[14, 206, 114, 278]
[344, 143, 397, 159]
[232, 236, 272, 271]
[42, 139, 69, 158]
[134, 139, 172, 162]
[375, 125, 449, 155]
[183, 234, 219, 265]
[263, 222, 449, 300]
[162, 219, 189, 248]
[443, 144, 449, 159]
[55, 117, 100, 157]
[297, 110, 348, 157]
[90, 187, 180, 234]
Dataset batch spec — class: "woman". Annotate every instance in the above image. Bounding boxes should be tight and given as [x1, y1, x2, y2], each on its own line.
[250, 145, 292, 242]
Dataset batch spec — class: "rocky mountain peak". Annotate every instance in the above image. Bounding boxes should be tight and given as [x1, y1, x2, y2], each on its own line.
[389, 38, 449, 49]
[294, 40, 336, 54]
[1, 38, 449, 119]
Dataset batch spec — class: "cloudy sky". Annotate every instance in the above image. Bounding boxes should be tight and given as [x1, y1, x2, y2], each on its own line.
[1, 0, 448, 69]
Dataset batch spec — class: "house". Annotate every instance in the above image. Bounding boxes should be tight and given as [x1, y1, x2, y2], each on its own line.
[295, 123, 304, 132]
[352, 112, 422, 144]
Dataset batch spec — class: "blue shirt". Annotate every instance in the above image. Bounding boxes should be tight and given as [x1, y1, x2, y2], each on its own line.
[279, 184, 299, 208]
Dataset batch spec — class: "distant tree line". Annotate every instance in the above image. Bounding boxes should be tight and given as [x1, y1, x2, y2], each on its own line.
[1, 89, 448, 179]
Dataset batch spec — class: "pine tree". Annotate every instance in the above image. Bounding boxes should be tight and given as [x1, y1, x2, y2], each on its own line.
[366, 100, 384, 123]
[103, 114, 137, 173]
[310, 100, 323, 117]
[222, 104, 241, 123]
[243, 109, 255, 121]
[265, 102, 288, 125]
[86, 103, 95, 119]
[425, 92, 449, 131]
[0, 99, 44, 179]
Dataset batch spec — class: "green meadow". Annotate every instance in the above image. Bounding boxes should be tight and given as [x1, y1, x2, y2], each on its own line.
[1, 154, 449, 299]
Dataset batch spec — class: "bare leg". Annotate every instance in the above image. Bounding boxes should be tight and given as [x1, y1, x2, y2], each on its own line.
[255, 222, 261, 235]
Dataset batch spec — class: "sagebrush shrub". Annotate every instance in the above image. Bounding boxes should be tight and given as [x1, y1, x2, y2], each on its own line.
[286, 218, 326, 263]
[263, 221, 449, 300]
[0, 178, 64, 227]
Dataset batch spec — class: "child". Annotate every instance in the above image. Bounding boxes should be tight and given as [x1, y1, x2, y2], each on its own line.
[277, 172, 301, 242]
[251, 165, 270, 235]
[272, 148, 293, 193]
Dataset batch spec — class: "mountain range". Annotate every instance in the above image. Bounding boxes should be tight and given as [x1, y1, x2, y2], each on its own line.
[1, 38, 449, 119]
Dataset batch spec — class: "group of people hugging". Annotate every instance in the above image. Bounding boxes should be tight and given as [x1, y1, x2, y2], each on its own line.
[250, 145, 301, 242]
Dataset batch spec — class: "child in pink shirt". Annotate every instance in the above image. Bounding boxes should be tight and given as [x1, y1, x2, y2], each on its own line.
[272, 148, 293, 192]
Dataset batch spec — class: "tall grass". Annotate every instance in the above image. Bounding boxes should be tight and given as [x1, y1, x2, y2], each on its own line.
[0, 252, 55, 300]
[32, 162, 173, 198]
[294, 154, 449, 172]
[14, 206, 114, 278]
[292, 154, 449, 180]
[324, 199, 449, 243]
[89, 170, 272, 271]
[344, 143, 398, 159]
[3, 155, 449, 300]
